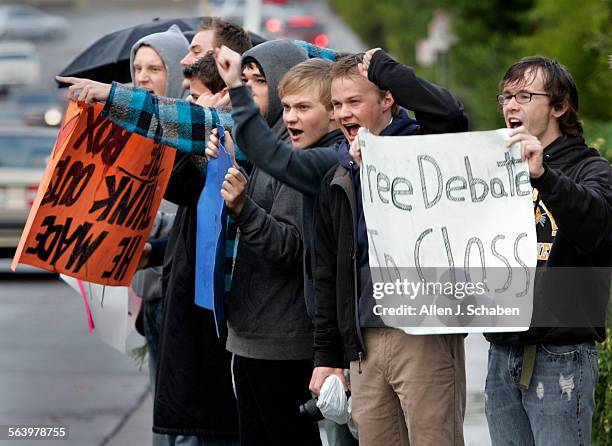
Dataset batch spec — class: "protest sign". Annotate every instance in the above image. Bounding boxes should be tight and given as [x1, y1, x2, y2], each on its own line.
[358, 128, 537, 334]
[12, 101, 175, 286]
[60, 274, 142, 353]
[195, 125, 233, 337]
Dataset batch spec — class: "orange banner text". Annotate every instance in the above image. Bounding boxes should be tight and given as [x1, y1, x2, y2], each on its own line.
[12, 101, 176, 285]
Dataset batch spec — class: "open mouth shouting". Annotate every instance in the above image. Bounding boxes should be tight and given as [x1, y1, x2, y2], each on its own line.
[508, 118, 523, 129]
[342, 123, 361, 140]
[288, 127, 304, 142]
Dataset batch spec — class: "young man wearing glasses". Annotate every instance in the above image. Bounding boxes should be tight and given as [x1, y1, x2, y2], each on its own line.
[484, 56, 612, 445]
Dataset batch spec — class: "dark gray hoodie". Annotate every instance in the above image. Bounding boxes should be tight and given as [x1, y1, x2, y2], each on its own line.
[226, 40, 312, 360]
[241, 40, 308, 138]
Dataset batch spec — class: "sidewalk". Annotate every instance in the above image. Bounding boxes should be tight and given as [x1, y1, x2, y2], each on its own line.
[106, 389, 154, 446]
[464, 334, 491, 445]
[0, 277, 151, 446]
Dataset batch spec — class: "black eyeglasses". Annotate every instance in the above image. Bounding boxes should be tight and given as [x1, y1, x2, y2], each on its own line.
[497, 91, 548, 105]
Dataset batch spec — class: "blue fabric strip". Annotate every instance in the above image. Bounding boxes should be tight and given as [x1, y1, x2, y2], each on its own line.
[194, 125, 233, 337]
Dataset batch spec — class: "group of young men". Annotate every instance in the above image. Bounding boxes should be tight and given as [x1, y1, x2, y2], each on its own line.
[56, 15, 611, 446]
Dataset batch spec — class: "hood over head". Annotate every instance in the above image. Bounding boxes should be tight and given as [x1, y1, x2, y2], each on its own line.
[130, 24, 188, 99]
[241, 40, 308, 138]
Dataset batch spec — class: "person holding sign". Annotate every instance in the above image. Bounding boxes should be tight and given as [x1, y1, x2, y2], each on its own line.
[128, 22, 185, 384]
[208, 41, 325, 446]
[484, 57, 612, 445]
[211, 50, 355, 444]
[123, 24, 187, 446]
[311, 50, 468, 445]
[210, 49, 342, 319]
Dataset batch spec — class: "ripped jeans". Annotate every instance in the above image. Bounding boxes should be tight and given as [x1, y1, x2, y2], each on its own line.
[484, 342, 598, 446]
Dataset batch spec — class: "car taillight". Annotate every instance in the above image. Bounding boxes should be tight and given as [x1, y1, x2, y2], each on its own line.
[265, 18, 282, 33]
[26, 184, 38, 207]
[287, 16, 316, 28]
[314, 33, 329, 48]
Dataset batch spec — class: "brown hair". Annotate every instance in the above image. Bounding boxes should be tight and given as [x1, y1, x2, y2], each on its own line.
[198, 17, 216, 32]
[186, 52, 226, 94]
[501, 56, 583, 137]
[329, 53, 363, 80]
[278, 59, 333, 110]
[330, 53, 399, 116]
[198, 17, 252, 55]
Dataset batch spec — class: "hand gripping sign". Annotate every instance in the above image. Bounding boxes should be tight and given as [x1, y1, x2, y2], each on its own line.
[357, 128, 537, 334]
[195, 125, 233, 337]
[12, 101, 175, 286]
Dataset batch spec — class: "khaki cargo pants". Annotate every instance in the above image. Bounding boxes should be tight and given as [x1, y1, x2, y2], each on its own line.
[349, 328, 466, 445]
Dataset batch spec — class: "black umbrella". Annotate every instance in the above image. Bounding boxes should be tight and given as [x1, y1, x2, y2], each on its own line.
[57, 17, 267, 86]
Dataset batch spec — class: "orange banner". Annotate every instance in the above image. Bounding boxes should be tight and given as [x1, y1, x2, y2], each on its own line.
[12, 101, 176, 286]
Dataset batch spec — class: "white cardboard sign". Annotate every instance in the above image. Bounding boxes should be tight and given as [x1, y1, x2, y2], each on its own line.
[359, 128, 537, 334]
[61, 274, 142, 353]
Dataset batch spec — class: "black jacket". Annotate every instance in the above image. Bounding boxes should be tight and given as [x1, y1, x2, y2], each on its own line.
[153, 152, 238, 437]
[313, 50, 468, 367]
[485, 135, 612, 346]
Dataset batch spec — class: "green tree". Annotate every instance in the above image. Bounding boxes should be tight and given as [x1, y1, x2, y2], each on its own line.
[329, 0, 436, 68]
[329, 0, 611, 134]
[594, 328, 612, 445]
[516, 0, 612, 122]
[443, 0, 534, 129]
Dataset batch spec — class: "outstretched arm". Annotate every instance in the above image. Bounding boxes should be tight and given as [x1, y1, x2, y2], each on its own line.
[57, 76, 233, 154]
[364, 49, 468, 134]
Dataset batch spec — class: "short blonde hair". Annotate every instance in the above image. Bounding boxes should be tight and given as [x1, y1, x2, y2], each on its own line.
[278, 58, 333, 110]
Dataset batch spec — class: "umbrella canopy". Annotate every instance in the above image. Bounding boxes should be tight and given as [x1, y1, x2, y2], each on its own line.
[57, 16, 266, 87]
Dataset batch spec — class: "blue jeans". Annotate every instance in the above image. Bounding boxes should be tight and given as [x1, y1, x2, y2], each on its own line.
[485, 342, 599, 446]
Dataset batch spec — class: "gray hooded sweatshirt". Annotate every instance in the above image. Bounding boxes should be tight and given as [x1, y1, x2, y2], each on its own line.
[129, 24, 188, 99]
[226, 40, 312, 360]
[240, 40, 308, 138]
[130, 25, 187, 301]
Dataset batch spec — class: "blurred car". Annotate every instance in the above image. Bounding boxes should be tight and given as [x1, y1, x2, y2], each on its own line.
[0, 5, 68, 41]
[211, 0, 245, 24]
[208, 0, 290, 16]
[264, 10, 328, 46]
[217, 3, 329, 47]
[0, 126, 57, 258]
[0, 41, 40, 92]
[8, 88, 65, 127]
